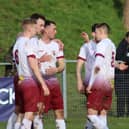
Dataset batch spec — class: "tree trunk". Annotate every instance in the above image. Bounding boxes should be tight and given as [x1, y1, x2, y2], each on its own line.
[123, 0, 129, 31]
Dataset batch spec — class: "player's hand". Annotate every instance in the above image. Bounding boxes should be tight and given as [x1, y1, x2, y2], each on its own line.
[53, 39, 64, 50]
[94, 66, 100, 74]
[42, 85, 50, 96]
[86, 86, 92, 94]
[37, 102, 45, 114]
[39, 53, 52, 62]
[77, 80, 85, 94]
[81, 32, 89, 43]
[45, 67, 58, 75]
[119, 63, 128, 71]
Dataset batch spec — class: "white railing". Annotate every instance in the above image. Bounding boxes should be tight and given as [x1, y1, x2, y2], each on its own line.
[62, 60, 77, 118]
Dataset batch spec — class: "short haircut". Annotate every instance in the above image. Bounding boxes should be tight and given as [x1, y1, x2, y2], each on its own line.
[91, 23, 99, 32]
[30, 13, 46, 21]
[96, 23, 110, 34]
[125, 31, 129, 38]
[22, 18, 36, 26]
[22, 18, 36, 30]
[44, 20, 56, 27]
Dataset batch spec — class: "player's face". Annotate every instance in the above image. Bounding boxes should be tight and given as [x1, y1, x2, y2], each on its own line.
[36, 18, 45, 34]
[30, 24, 37, 37]
[95, 28, 102, 41]
[46, 24, 57, 39]
[91, 32, 96, 39]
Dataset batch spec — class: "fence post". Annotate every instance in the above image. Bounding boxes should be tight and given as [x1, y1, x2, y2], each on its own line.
[62, 60, 67, 119]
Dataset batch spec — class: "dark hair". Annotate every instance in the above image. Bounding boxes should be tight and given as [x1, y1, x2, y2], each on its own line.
[125, 31, 129, 38]
[30, 13, 46, 21]
[45, 20, 56, 27]
[96, 22, 110, 34]
[91, 23, 99, 32]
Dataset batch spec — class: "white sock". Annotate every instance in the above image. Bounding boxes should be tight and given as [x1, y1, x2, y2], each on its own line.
[88, 115, 106, 129]
[14, 122, 21, 129]
[21, 118, 32, 129]
[99, 115, 109, 129]
[56, 119, 66, 129]
[33, 115, 43, 129]
[6, 112, 17, 129]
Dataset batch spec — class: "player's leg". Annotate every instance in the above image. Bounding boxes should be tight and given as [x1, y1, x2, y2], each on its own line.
[14, 113, 24, 129]
[86, 90, 105, 129]
[87, 108, 105, 129]
[6, 110, 18, 129]
[33, 114, 44, 129]
[20, 78, 41, 129]
[33, 82, 47, 129]
[100, 83, 113, 129]
[7, 74, 19, 129]
[99, 110, 109, 129]
[47, 78, 66, 129]
[54, 109, 66, 129]
[83, 84, 94, 129]
[21, 112, 33, 129]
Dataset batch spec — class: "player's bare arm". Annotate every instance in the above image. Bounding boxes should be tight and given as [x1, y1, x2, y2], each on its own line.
[28, 57, 50, 96]
[81, 32, 90, 43]
[76, 59, 85, 93]
[86, 85, 92, 94]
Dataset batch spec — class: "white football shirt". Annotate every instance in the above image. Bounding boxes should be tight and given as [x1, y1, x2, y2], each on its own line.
[78, 40, 96, 85]
[89, 38, 116, 87]
[37, 39, 64, 75]
[13, 36, 38, 77]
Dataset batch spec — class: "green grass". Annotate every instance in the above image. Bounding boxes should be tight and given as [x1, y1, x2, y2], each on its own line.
[1, 115, 129, 129]
[0, 0, 126, 61]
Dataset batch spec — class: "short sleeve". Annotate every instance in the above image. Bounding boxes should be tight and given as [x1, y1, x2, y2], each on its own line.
[77, 44, 87, 61]
[57, 50, 64, 59]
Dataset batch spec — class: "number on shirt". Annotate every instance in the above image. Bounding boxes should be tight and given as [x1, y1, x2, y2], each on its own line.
[14, 49, 19, 65]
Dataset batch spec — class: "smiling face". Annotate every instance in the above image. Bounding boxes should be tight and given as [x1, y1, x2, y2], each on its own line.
[94, 28, 103, 41]
[36, 18, 45, 34]
[44, 23, 57, 40]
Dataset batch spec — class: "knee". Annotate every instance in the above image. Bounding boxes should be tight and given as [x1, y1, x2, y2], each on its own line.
[55, 110, 64, 119]
[87, 108, 98, 115]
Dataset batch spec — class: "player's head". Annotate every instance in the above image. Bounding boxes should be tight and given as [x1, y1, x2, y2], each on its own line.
[43, 20, 57, 40]
[95, 23, 110, 41]
[22, 18, 37, 37]
[30, 13, 46, 34]
[125, 31, 129, 43]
